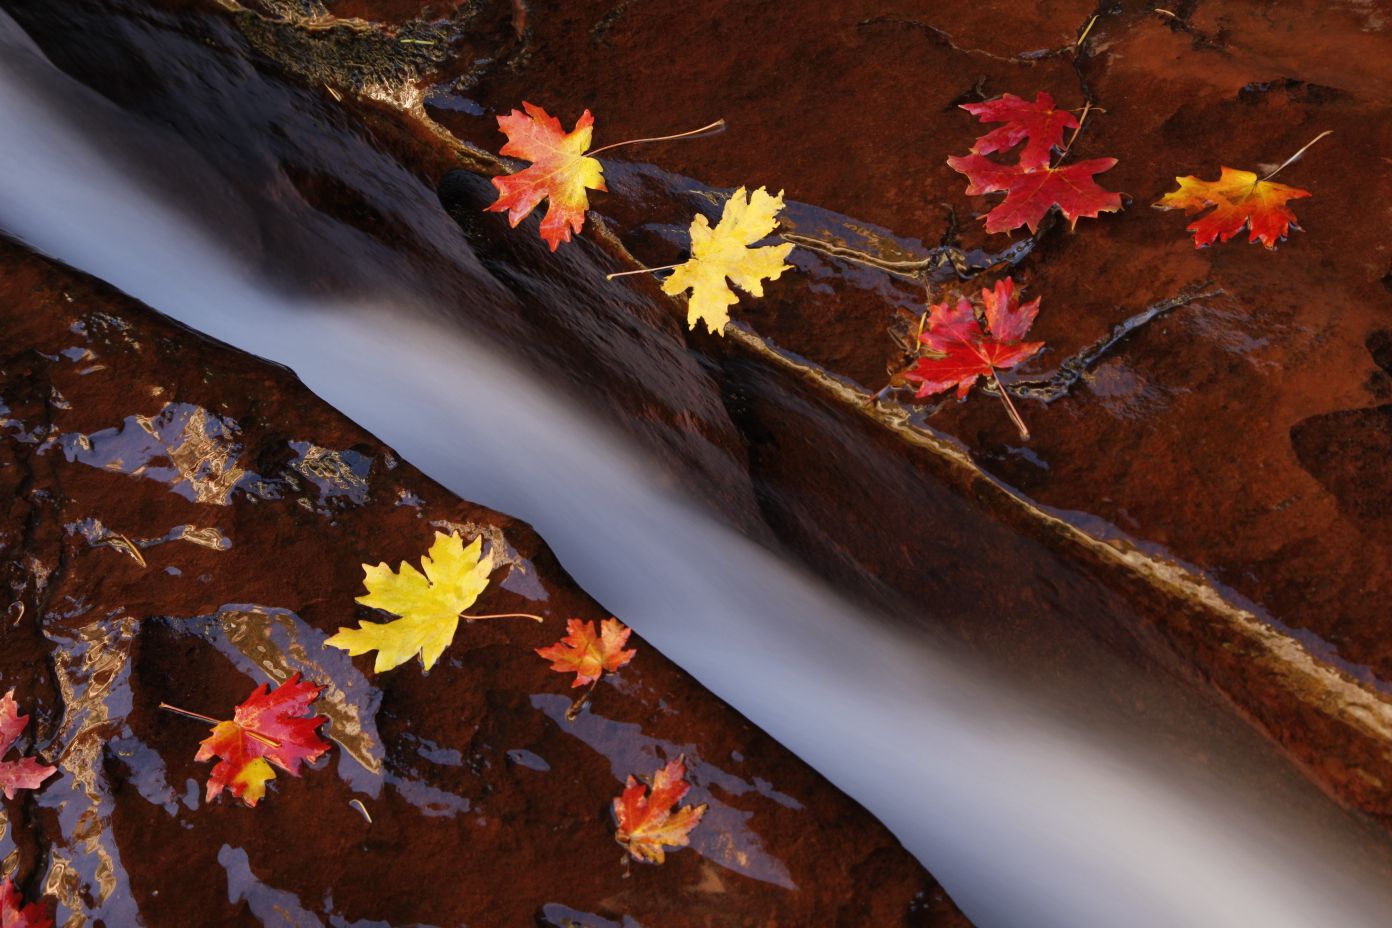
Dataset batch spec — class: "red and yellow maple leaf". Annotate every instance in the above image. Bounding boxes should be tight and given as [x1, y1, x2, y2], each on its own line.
[1153, 166, 1311, 249]
[190, 674, 329, 807]
[0, 690, 55, 800]
[947, 153, 1122, 234]
[486, 102, 607, 251]
[613, 756, 707, 864]
[0, 878, 52, 928]
[536, 617, 636, 688]
[960, 91, 1079, 171]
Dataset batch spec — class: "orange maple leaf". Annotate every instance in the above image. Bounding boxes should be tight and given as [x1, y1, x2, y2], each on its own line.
[0, 690, 56, 800]
[188, 674, 330, 807]
[486, 102, 607, 251]
[1153, 167, 1311, 249]
[613, 756, 707, 864]
[536, 617, 636, 688]
[0, 878, 52, 928]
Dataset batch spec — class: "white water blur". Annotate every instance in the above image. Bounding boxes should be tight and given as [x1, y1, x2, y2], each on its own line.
[2, 15, 1390, 927]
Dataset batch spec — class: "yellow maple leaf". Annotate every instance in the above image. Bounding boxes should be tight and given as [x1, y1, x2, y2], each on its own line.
[661, 186, 795, 336]
[327, 531, 495, 673]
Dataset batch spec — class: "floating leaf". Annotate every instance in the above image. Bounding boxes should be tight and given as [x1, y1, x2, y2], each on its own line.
[0, 690, 55, 800]
[661, 186, 795, 335]
[947, 153, 1122, 234]
[1153, 167, 1311, 249]
[0, 878, 52, 928]
[960, 91, 1079, 171]
[486, 102, 606, 251]
[191, 673, 329, 807]
[536, 617, 636, 688]
[613, 756, 707, 864]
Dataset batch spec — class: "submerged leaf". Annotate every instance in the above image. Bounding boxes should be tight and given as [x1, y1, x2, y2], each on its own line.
[0, 878, 52, 928]
[0, 690, 55, 800]
[661, 186, 795, 335]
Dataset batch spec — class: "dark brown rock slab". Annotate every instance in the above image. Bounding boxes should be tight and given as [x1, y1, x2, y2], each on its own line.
[0, 239, 971, 926]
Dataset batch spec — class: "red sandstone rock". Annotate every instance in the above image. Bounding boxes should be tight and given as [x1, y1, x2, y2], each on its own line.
[7, 0, 1392, 880]
[0, 240, 970, 926]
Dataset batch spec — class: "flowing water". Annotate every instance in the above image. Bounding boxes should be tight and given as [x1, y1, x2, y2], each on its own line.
[2, 10, 1391, 927]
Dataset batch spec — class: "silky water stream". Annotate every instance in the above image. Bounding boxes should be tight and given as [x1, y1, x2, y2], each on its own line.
[1, 10, 1391, 928]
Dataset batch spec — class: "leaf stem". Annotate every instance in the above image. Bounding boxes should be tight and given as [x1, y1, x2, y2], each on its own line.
[991, 371, 1031, 440]
[864, 384, 894, 409]
[606, 263, 683, 281]
[463, 611, 546, 623]
[590, 119, 726, 156]
[1056, 101, 1094, 163]
[159, 702, 281, 748]
[1260, 130, 1333, 182]
[915, 310, 930, 345]
[565, 678, 601, 721]
[1075, 14, 1099, 49]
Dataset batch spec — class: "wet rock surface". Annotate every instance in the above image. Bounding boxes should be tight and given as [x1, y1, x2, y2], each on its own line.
[5, 0, 1392, 903]
[418, 0, 1392, 825]
[0, 239, 971, 926]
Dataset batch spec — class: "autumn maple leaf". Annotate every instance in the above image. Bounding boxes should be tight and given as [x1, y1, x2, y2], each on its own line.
[960, 91, 1079, 171]
[486, 102, 606, 251]
[328, 531, 541, 673]
[187, 673, 329, 807]
[537, 617, 636, 688]
[947, 153, 1122, 234]
[613, 756, 707, 864]
[661, 186, 796, 335]
[903, 277, 1044, 438]
[0, 690, 55, 800]
[0, 878, 52, 928]
[1153, 167, 1311, 249]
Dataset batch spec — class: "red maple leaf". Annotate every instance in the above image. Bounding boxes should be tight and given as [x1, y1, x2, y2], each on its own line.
[947, 153, 1122, 234]
[486, 102, 607, 251]
[0, 878, 52, 928]
[613, 756, 707, 864]
[188, 674, 330, 807]
[0, 690, 55, 800]
[960, 91, 1079, 171]
[536, 617, 636, 688]
[903, 278, 1044, 438]
[905, 278, 1044, 399]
